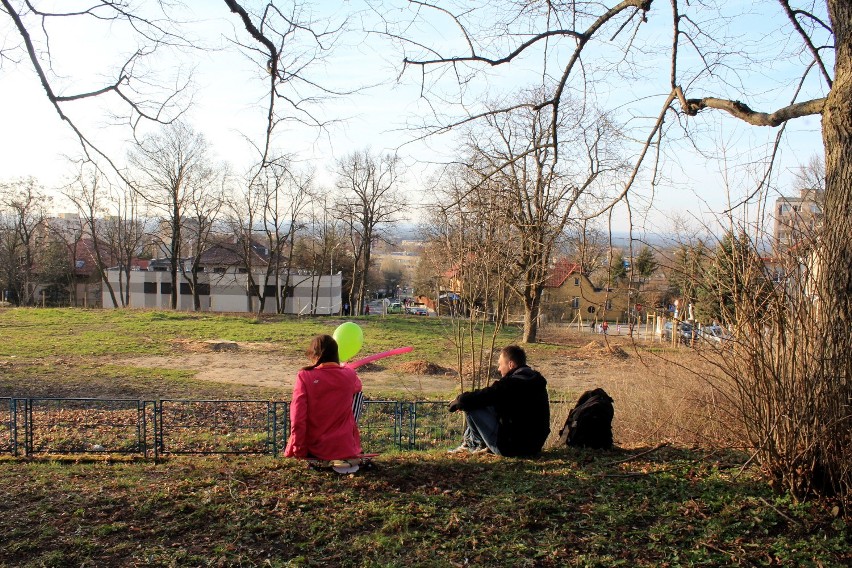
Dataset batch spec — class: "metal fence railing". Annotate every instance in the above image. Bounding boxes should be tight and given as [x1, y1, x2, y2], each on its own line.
[22, 399, 148, 456]
[357, 400, 404, 453]
[156, 400, 287, 456]
[408, 401, 466, 451]
[1, 397, 570, 457]
[1, 398, 11, 454]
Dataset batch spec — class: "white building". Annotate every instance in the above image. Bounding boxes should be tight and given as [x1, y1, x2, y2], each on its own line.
[102, 267, 342, 314]
[774, 189, 823, 250]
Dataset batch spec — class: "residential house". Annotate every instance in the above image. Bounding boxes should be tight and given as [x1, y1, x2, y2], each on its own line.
[541, 259, 630, 323]
[70, 238, 149, 308]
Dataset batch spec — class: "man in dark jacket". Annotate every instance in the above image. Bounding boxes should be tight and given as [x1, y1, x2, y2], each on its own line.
[448, 345, 550, 457]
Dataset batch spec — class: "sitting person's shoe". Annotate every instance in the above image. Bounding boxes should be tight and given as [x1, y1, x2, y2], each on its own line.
[331, 459, 359, 474]
[447, 444, 473, 454]
[472, 446, 493, 454]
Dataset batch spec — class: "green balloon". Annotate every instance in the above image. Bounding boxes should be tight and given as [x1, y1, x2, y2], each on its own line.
[333, 322, 364, 361]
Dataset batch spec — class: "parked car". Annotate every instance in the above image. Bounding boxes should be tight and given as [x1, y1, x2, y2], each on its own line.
[387, 302, 404, 314]
[662, 321, 695, 343]
[406, 305, 429, 316]
[697, 325, 731, 346]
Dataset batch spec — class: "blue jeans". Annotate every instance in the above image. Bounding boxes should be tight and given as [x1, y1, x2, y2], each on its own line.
[462, 406, 502, 455]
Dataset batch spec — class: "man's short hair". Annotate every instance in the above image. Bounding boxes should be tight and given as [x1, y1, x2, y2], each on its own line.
[501, 345, 526, 367]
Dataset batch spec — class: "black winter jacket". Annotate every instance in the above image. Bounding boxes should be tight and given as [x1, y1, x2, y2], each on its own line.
[453, 366, 550, 457]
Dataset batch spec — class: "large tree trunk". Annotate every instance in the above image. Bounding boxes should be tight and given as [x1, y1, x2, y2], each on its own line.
[823, 1, 852, 338]
[814, 0, 852, 501]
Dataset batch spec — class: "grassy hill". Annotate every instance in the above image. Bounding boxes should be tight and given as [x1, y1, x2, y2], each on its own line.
[2, 448, 849, 567]
[0, 308, 848, 566]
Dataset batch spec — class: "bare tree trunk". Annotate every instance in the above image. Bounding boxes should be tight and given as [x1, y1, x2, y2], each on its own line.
[815, 0, 852, 501]
[522, 285, 543, 343]
[280, 240, 295, 314]
[170, 218, 180, 309]
[121, 266, 131, 307]
[189, 260, 202, 311]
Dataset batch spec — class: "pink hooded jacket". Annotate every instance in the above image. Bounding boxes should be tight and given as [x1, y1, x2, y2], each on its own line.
[284, 364, 363, 460]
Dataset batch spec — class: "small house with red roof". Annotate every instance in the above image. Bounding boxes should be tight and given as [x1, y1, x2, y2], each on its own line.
[541, 258, 629, 323]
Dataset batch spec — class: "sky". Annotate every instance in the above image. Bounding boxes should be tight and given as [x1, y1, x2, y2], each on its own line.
[0, 0, 830, 238]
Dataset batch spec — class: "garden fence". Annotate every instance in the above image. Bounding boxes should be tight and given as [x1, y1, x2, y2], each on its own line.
[0, 397, 471, 458]
[0, 397, 571, 458]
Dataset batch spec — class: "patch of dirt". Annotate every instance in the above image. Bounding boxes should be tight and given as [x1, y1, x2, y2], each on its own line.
[578, 340, 630, 359]
[103, 334, 676, 400]
[395, 360, 454, 376]
[170, 339, 278, 353]
[113, 347, 459, 395]
[117, 352, 295, 390]
[352, 362, 386, 373]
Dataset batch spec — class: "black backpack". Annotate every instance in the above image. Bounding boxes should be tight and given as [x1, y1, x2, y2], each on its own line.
[558, 388, 614, 449]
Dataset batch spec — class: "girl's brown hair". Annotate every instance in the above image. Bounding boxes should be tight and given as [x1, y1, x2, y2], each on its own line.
[302, 334, 340, 370]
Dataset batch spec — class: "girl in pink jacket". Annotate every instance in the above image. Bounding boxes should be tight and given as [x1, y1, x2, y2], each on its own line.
[284, 334, 363, 460]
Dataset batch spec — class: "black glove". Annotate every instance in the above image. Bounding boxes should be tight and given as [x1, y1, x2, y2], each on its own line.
[448, 397, 461, 412]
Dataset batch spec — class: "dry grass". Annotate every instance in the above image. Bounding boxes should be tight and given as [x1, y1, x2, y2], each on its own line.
[606, 353, 742, 449]
[533, 327, 743, 451]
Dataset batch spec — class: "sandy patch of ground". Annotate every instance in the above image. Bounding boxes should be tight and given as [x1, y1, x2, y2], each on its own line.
[115, 340, 459, 396]
[118, 352, 296, 390]
[112, 337, 656, 397]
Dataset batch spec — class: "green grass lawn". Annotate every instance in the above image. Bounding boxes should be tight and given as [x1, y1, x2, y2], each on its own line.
[0, 447, 848, 567]
[0, 307, 500, 400]
[0, 308, 462, 359]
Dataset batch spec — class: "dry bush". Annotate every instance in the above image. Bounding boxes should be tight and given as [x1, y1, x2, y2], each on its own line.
[699, 229, 851, 510]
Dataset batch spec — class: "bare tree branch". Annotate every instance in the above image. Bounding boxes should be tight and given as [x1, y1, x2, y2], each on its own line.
[779, 0, 833, 86]
[679, 94, 825, 127]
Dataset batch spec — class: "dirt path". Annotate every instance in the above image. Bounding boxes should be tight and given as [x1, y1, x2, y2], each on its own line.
[114, 338, 650, 397]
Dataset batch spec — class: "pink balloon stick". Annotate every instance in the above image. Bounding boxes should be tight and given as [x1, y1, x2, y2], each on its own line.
[346, 346, 413, 369]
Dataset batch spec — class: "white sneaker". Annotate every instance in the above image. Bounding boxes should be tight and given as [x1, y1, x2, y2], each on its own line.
[447, 444, 472, 454]
[472, 446, 493, 455]
[331, 460, 359, 474]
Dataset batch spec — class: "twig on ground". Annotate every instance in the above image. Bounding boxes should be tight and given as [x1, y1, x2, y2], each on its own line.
[603, 442, 669, 467]
[600, 472, 657, 478]
[733, 448, 761, 480]
[757, 497, 803, 527]
[701, 541, 737, 559]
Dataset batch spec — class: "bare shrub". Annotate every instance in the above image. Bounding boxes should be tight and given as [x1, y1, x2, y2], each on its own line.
[702, 229, 851, 509]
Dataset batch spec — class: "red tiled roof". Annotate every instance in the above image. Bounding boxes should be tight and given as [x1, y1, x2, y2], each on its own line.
[544, 259, 582, 288]
[73, 238, 149, 275]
